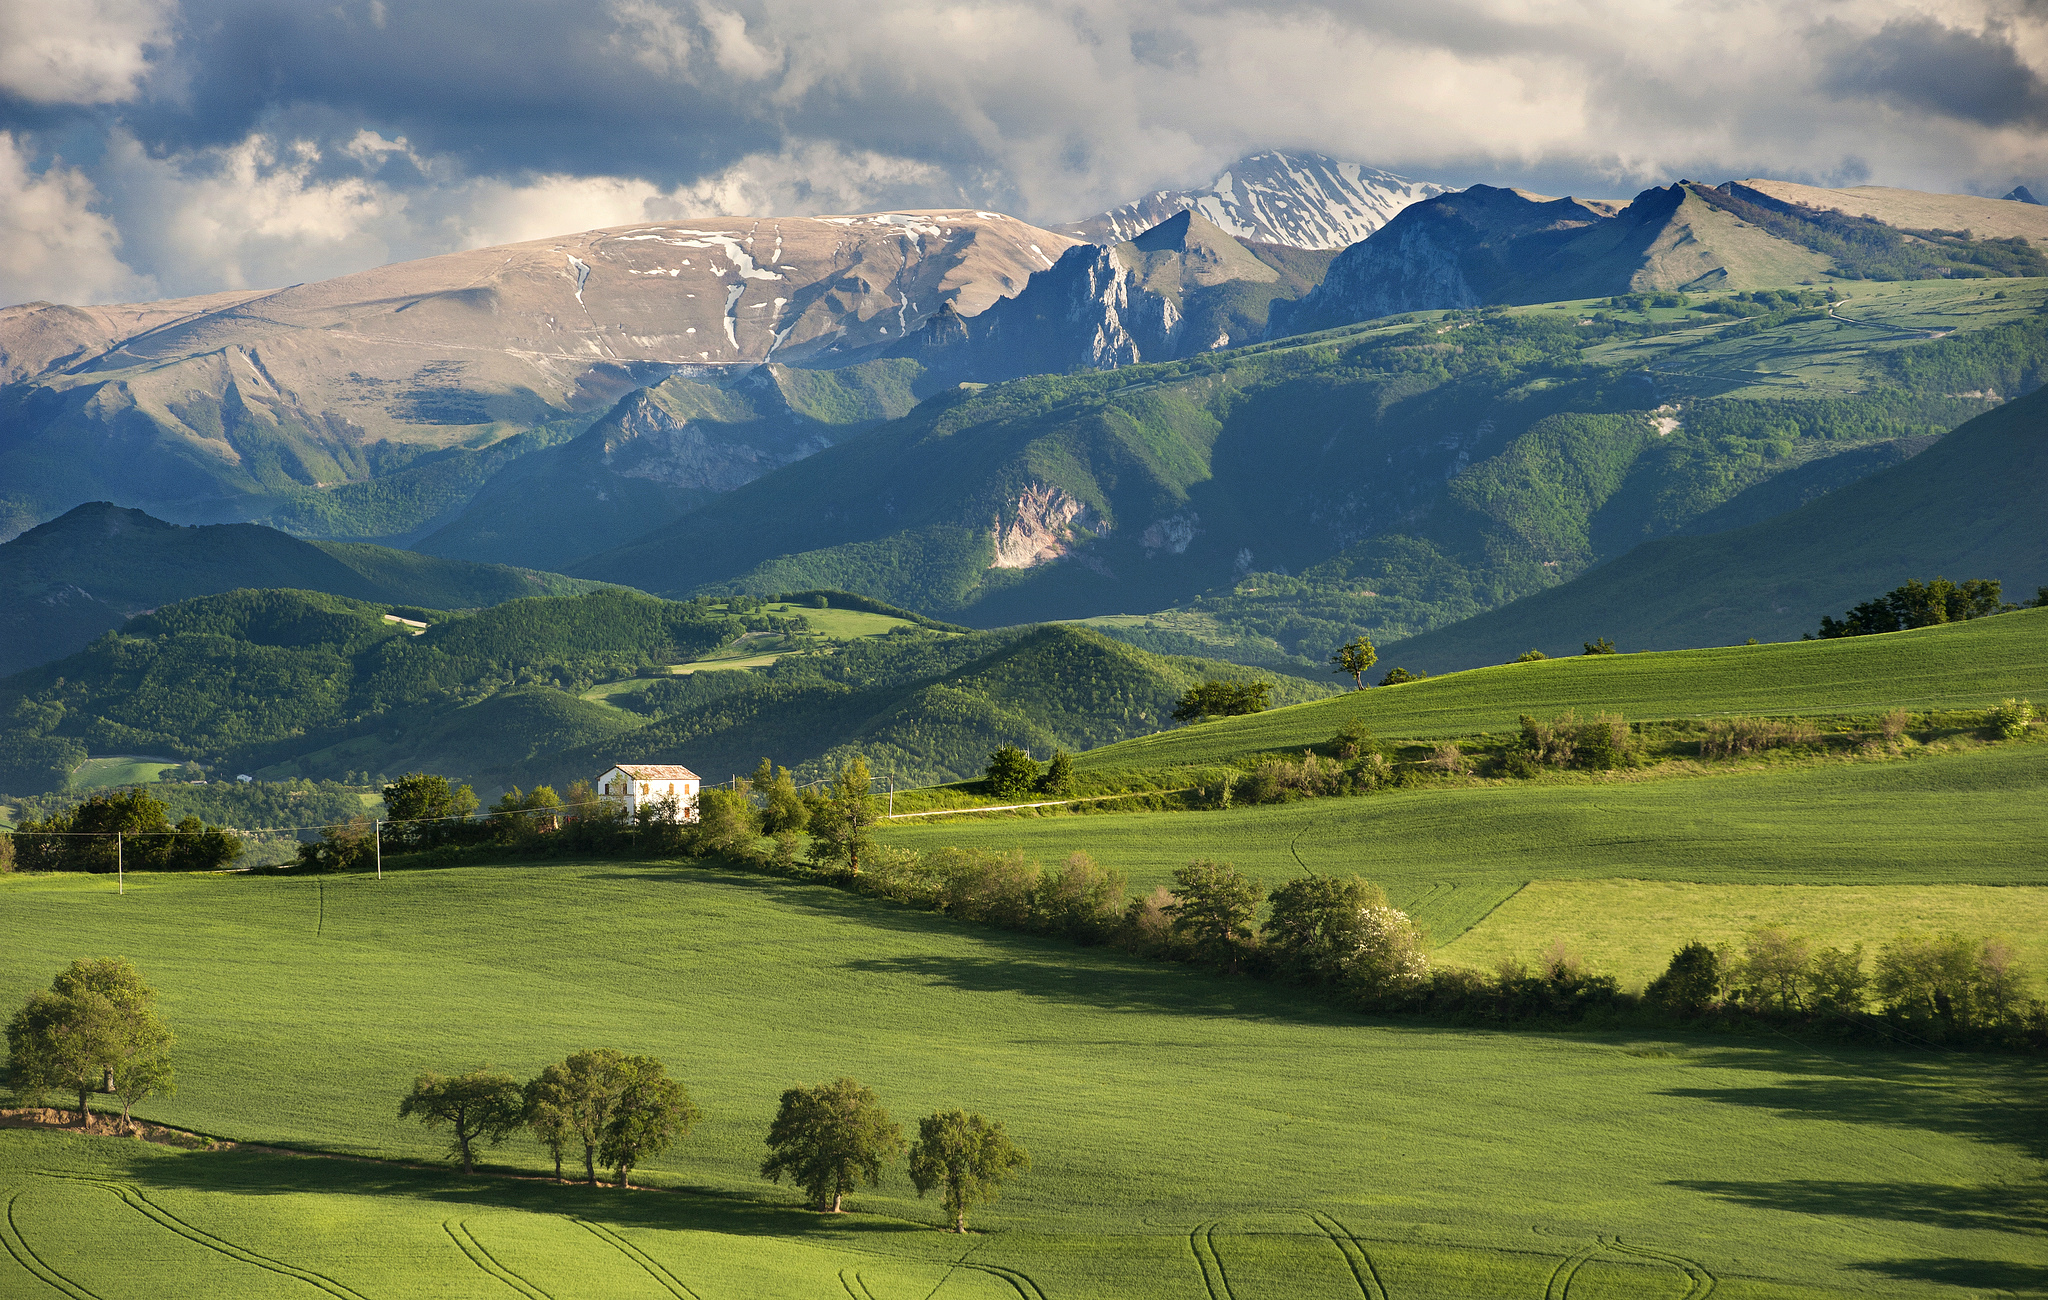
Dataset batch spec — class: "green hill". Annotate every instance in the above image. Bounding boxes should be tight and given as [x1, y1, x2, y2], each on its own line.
[0, 503, 613, 676]
[1067, 605, 2048, 773]
[575, 279, 2046, 663]
[526, 622, 1335, 791]
[1380, 384, 2048, 670]
[0, 587, 1330, 796]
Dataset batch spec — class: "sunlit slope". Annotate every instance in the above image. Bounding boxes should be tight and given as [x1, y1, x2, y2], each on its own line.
[1077, 606, 2048, 771]
[1383, 384, 2048, 669]
[3, 863, 2040, 1296]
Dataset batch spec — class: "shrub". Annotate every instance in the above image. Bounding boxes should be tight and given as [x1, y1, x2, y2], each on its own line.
[1034, 852, 1127, 941]
[1342, 906, 1431, 997]
[1037, 750, 1075, 797]
[1986, 698, 2034, 739]
[1880, 708, 1911, 742]
[1645, 942, 1721, 1014]
[1424, 741, 1464, 774]
[1327, 718, 1376, 760]
[933, 848, 1039, 927]
[1172, 680, 1270, 721]
[296, 818, 378, 873]
[984, 746, 1040, 798]
[1262, 875, 1389, 984]
[1582, 638, 1616, 655]
[1377, 666, 1427, 686]
[1512, 649, 1548, 663]
[1698, 716, 1820, 759]
[1874, 931, 2027, 1027]
[1731, 926, 1811, 1011]
[1805, 945, 1869, 1015]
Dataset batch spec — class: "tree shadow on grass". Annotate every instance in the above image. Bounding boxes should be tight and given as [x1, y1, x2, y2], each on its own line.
[116, 1144, 931, 1242]
[1656, 1046, 2048, 1162]
[1847, 1257, 2048, 1293]
[1667, 1178, 2045, 1236]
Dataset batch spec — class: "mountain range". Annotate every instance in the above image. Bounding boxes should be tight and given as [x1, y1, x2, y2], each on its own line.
[1056, 150, 1447, 249]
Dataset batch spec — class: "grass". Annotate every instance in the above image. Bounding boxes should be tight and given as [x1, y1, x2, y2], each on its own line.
[1, 861, 2043, 1297]
[1073, 608, 2048, 772]
[68, 756, 180, 791]
[885, 740, 2048, 942]
[1437, 881, 2048, 993]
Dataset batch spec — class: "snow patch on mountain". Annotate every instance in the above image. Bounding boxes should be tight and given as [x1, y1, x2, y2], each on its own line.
[1059, 150, 1448, 250]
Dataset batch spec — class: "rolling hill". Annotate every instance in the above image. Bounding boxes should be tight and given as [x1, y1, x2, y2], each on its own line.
[0, 587, 1329, 795]
[0, 502, 611, 676]
[1380, 383, 2048, 669]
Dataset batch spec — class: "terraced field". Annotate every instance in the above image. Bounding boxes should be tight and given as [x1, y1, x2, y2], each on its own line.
[2, 863, 2042, 1298]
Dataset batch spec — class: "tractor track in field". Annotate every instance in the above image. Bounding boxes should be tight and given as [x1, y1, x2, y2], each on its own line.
[445, 1218, 553, 1299]
[1187, 1220, 1237, 1300]
[960, 1261, 1049, 1300]
[839, 1268, 883, 1300]
[574, 1217, 701, 1300]
[1305, 1210, 1390, 1300]
[4, 1190, 105, 1300]
[1609, 1236, 1718, 1298]
[41, 1174, 371, 1300]
[1543, 1236, 1604, 1300]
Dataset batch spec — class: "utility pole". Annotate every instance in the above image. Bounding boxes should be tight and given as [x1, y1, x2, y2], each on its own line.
[374, 820, 382, 879]
[888, 767, 894, 818]
[116, 832, 123, 895]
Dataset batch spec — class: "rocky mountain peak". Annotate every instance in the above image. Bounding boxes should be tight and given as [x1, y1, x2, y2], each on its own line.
[1059, 150, 1448, 249]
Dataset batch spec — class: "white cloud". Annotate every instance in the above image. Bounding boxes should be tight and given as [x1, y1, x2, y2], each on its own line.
[0, 0, 175, 104]
[0, 132, 153, 304]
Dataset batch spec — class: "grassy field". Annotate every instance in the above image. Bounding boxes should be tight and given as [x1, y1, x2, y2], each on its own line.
[1437, 881, 2048, 992]
[68, 756, 180, 791]
[1075, 609, 2048, 772]
[2, 862, 2043, 1298]
[887, 739, 2048, 950]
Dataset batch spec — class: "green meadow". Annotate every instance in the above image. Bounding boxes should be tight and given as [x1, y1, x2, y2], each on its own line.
[3, 862, 2044, 1299]
[1074, 607, 2048, 772]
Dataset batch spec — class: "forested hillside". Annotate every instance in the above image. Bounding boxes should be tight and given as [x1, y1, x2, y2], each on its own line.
[1379, 384, 2048, 668]
[0, 503, 612, 676]
[576, 279, 2046, 665]
[0, 589, 1329, 796]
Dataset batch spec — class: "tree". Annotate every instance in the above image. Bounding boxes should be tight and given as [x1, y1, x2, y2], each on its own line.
[1736, 927, 1812, 1011]
[1038, 750, 1076, 797]
[1582, 638, 1616, 655]
[1811, 577, 2011, 639]
[761, 1077, 904, 1212]
[908, 1110, 1030, 1233]
[398, 1069, 526, 1174]
[1377, 666, 1426, 686]
[297, 818, 377, 873]
[1645, 942, 1721, 1014]
[1172, 680, 1271, 723]
[1262, 875, 1388, 984]
[694, 787, 762, 858]
[808, 758, 882, 874]
[754, 761, 811, 834]
[1330, 635, 1378, 690]
[598, 1056, 702, 1188]
[6, 958, 174, 1126]
[490, 785, 562, 842]
[1166, 860, 1265, 970]
[12, 790, 240, 874]
[523, 1064, 577, 1181]
[1512, 649, 1548, 663]
[984, 746, 1039, 798]
[553, 1048, 632, 1183]
[382, 772, 479, 849]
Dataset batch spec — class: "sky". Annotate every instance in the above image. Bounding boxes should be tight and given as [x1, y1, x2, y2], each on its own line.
[3, 0, 2046, 305]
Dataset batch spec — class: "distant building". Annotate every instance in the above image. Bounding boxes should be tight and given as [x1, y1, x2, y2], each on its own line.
[596, 764, 700, 822]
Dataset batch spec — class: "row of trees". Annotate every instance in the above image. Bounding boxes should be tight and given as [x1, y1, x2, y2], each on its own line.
[1808, 576, 2035, 639]
[11, 790, 244, 873]
[399, 1066, 1025, 1231]
[5, 959, 175, 1125]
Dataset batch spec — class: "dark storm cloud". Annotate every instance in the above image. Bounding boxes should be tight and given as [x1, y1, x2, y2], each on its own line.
[1821, 17, 2048, 128]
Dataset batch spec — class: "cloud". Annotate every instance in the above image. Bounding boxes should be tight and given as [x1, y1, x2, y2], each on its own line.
[0, 132, 152, 303]
[0, 0, 174, 105]
[3, 0, 2048, 302]
[1820, 16, 2048, 128]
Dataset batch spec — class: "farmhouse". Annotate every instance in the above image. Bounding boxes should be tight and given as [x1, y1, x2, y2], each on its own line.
[596, 764, 701, 822]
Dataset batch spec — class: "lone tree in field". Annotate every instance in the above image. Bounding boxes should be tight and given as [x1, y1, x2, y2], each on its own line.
[908, 1110, 1030, 1233]
[1166, 860, 1266, 971]
[761, 1077, 905, 1213]
[984, 745, 1039, 798]
[599, 1055, 702, 1188]
[5, 958, 175, 1127]
[808, 758, 883, 874]
[1330, 635, 1378, 690]
[1038, 750, 1076, 797]
[1172, 680, 1271, 723]
[398, 1069, 525, 1174]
